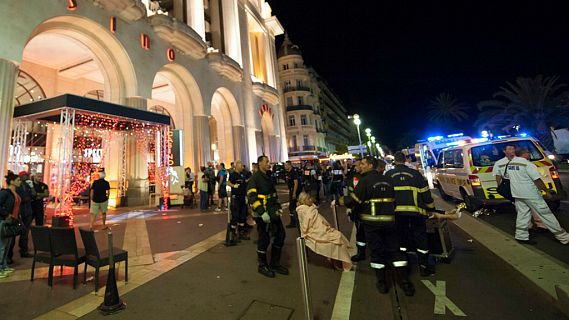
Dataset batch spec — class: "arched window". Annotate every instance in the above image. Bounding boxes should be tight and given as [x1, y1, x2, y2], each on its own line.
[15, 70, 46, 106]
[84, 90, 105, 100]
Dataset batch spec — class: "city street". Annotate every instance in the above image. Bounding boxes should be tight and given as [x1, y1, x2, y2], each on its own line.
[1, 183, 568, 319]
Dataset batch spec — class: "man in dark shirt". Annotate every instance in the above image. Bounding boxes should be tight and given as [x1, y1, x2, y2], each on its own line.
[31, 173, 49, 226]
[90, 171, 110, 229]
[284, 161, 301, 229]
[8, 171, 35, 260]
[228, 160, 250, 244]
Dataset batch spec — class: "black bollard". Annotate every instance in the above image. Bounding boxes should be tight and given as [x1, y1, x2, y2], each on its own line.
[225, 192, 237, 246]
[99, 228, 126, 315]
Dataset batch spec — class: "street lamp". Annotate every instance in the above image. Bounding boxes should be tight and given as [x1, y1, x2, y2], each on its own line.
[371, 136, 376, 156]
[348, 114, 364, 157]
[365, 128, 372, 155]
[376, 143, 385, 158]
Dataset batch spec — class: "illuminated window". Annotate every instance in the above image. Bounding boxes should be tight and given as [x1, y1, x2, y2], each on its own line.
[15, 70, 46, 106]
[149, 105, 176, 128]
[301, 114, 308, 126]
[84, 90, 104, 101]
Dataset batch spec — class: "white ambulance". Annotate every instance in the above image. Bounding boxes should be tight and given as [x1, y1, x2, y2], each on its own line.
[433, 137, 566, 211]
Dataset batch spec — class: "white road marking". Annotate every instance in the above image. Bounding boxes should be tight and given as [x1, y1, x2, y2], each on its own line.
[422, 280, 467, 316]
[331, 225, 357, 319]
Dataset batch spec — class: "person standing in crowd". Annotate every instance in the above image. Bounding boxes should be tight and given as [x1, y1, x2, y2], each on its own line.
[0, 171, 21, 277]
[347, 159, 367, 262]
[31, 173, 49, 226]
[331, 162, 344, 202]
[303, 163, 319, 204]
[185, 167, 195, 193]
[205, 163, 216, 208]
[284, 161, 301, 229]
[216, 163, 228, 212]
[252, 163, 258, 174]
[494, 144, 547, 230]
[8, 171, 34, 261]
[508, 147, 569, 245]
[340, 156, 414, 295]
[387, 151, 436, 277]
[314, 162, 322, 204]
[247, 155, 288, 278]
[90, 171, 110, 230]
[322, 165, 332, 202]
[198, 166, 209, 211]
[229, 162, 236, 175]
[228, 160, 250, 244]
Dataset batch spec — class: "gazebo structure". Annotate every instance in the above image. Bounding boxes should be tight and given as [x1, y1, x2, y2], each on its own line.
[10, 94, 172, 225]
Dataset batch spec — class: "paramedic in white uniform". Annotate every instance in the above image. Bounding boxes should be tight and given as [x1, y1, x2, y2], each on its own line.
[507, 147, 569, 245]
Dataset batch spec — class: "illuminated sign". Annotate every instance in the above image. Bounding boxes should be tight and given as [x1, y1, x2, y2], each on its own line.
[140, 33, 150, 50]
[110, 16, 116, 33]
[67, 0, 77, 11]
[83, 148, 103, 163]
[168, 129, 182, 167]
[167, 48, 175, 61]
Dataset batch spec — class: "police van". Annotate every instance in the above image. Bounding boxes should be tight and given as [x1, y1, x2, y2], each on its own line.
[433, 137, 566, 211]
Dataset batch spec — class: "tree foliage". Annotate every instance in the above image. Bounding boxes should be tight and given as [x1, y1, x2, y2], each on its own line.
[427, 93, 470, 125]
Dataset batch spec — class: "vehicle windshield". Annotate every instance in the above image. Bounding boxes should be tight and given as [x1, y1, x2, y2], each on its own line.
[470, 140, 543, 167]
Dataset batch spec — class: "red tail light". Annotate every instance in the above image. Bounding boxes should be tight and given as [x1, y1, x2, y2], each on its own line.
[469, 175, 481, 187]
[550, 166, 560, 179]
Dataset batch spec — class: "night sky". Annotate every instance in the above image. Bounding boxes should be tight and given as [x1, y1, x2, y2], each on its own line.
[267, 0, 569, 150]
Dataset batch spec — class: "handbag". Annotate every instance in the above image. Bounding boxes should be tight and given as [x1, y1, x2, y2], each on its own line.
[496, 160, 513, 201]
[1, 217, 24, 239]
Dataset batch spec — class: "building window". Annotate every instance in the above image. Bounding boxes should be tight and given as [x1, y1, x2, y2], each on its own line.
[301, 114, 308, 126]
[291, 135, 297, 148]
[296, 80, 303, 87]
[303, 135, 309, 146]
[297, 96, 304, 105]
[284, 80, 291, 87]
[288, 115, 296, 127]
[283, 64, 289, 70]
[286, 96, 293, 106]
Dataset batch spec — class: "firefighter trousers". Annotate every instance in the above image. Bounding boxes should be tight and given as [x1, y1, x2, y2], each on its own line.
[230, 195, 248, 226]
[255, 216, 286, 253]
[396, 215, 428, 253]
[364, 224, 407, 269]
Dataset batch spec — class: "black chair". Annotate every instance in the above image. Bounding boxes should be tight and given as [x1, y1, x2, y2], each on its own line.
[49, 227, 86, 289]
[79, 228, 128, 293]
[30, 226, 52, 282]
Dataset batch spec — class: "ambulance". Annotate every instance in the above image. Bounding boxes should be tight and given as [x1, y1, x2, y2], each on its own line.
[433, 136, 566, 212]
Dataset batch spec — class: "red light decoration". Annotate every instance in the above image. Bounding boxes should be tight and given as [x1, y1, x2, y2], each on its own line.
[67, 0, 78, 11]
[140, 33, 150, 50]
[167, 48, 175, 62]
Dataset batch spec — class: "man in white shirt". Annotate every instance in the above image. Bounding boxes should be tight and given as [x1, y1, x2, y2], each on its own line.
[494, 144, 546, 229]
[507, 147, 569, 245]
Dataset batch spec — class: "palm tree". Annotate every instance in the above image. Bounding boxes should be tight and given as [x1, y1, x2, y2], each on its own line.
[476, 75, 569, 152]
[427, 93, 469, 125]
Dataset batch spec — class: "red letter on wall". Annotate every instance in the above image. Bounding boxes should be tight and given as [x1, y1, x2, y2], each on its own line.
[140, 33, 150, 50]
[110, 16, 116, 34]
[167, 48, 175, 62]
[67, 0, 78, 11]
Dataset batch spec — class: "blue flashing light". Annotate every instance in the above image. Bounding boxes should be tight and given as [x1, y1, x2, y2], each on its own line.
[471, 137, 489, 144]
[446, 142, 460, 146]
[427, 135, 444, 142]
[519, 133, 528, 137]
[447, 133, 464, 138]
[481, 130, 489, 138]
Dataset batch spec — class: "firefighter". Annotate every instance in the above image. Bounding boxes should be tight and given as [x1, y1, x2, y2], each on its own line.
[284, 161, 301, 229]
[247, 155, 288, 278]
[347, 159, 367, 262]
[387, 152, 436, 277]
[227, 160, 250, 244]
[340, 156, 414, 295]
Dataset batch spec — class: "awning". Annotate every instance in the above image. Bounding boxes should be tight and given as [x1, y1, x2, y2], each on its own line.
[13, 94, 171, 126]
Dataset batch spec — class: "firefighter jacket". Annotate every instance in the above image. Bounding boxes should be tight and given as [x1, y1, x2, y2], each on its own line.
[346, 171, 361, 195]
[344, 170, 396, 225]
[386, 164, 435, 217]
[247, 170, 281, 218]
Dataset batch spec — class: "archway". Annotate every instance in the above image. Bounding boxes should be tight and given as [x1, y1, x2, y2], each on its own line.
[210, 88, 242, 164]
[151, 64, 204, 170]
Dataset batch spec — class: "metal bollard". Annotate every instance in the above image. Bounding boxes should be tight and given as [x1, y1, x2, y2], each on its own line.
[331, 202, 340, 232]
[98, 228, 126, 315]
[296, 237, 313, 320]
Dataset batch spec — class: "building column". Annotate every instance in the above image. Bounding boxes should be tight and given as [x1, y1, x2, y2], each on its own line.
[232, 125, 248, 164]
[221, 0, 242, 66]
[124, 97, 149, 206]
[0, 59, 18, 174]
[263, 33, 276, 88]
[187, 0, 206, 40]
[194, 115, 211, 167]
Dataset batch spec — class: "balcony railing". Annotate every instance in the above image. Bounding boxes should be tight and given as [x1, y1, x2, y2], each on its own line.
[303, 145, 316, 151]
[283, 85, 311, 93]
[286, 105, 313, 112]
[288, 146, 300, 152]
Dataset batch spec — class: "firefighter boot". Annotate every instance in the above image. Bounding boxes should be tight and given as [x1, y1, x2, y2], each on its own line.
[351, 245, 366, 262]
[238, 225, 250, 240]
[269, 246, 290, 275]
[257, 252, 275, 278]
[396, 267, 415, 296]
[418, 252, 435, 277]
[375, 268, 389, 294]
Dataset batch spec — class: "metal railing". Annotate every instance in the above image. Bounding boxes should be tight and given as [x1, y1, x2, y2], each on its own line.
[283, 85, 311, 93]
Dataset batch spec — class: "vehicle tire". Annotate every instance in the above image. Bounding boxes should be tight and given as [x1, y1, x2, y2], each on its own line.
[460, 188, 480, 212]
[547, 200, 561, 212]
[437, 182, 452, 201]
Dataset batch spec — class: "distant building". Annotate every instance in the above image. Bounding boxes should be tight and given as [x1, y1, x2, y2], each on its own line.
[277, 34, 353, 161]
